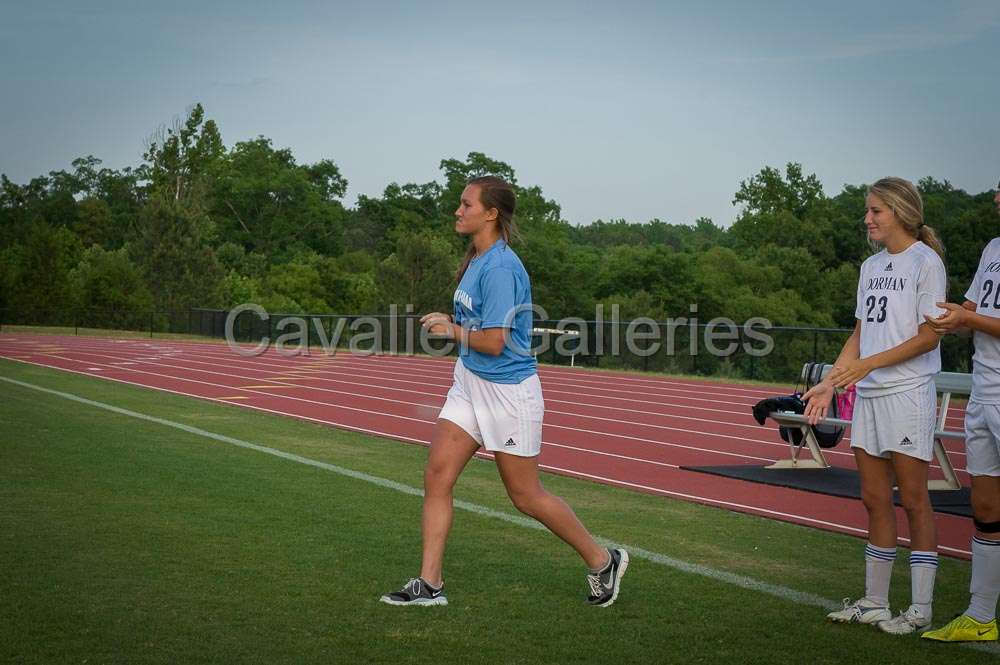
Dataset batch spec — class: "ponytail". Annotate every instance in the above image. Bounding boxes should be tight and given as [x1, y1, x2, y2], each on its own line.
[868, 177, 945, 259]
[917, 224, 945, 260]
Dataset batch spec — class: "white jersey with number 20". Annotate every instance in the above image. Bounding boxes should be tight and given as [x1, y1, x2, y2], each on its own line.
[853, 241, 946, 397]
[964, 237, 1000, 404]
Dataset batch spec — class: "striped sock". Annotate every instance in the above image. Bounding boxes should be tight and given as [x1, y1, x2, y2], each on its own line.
[910, 550, 938, 618]
[968, 536, 1000, 623]
[864, 543, 896, 607]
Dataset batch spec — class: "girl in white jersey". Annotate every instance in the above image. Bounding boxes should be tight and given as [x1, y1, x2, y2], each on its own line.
[381, 176, 628, 608]
[921, 179, 1000, 642]
[803, 177, 947, 635]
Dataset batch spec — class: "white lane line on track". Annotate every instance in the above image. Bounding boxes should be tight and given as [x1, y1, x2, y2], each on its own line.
[69, 345, 975, 431]
[305, 351, 793, 398]
[17, 347, 973, 473]
[0, 342, 973, 474]
[29, 335, 773, 406]
[160, 349, 970, 451]
[5, 353, 749, 471]
[32, 332, 787, 396]
[6, 371, 996, 659]
[23, 351, 797, 467]
[0, 337, 971, 450]
[2, 332, 967, 418]
[0, 334, 971, 452]
[45, 346, 814, 450]
[52, 339, 769, 410]
[33, 344, 976, 434]
[11, 337, 971, 435]
[82, 342, 777, 426]
[0, 356, 975, 549]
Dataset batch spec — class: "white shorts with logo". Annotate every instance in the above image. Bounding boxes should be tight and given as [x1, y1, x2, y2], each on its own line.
[851, 381, 936, 461]
[438, 358, 544, 457]
[964, 401, 1000, 476]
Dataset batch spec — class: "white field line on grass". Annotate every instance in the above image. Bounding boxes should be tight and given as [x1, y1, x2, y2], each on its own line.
[0, 362, 975, 557]
[3, 335, 969, 446]
[15, 346, 974, 472]
[2, 374, 995, 658]
[28, 351, 789, 466]
[0, 333, 973, 431]
[14, 335, 975, 445]
[0, 342, 974, 479]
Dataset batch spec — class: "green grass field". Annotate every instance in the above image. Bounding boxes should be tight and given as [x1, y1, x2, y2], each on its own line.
[0, 357, 992, 664]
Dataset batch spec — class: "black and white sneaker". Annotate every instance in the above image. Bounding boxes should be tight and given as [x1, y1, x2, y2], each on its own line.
[586, 548, 629, 607]
[380, 577, 448, 606]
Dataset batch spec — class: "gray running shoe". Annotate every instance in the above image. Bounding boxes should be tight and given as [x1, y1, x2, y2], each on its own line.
[586, 548, 629, 607]
[380, 578, 447, 606]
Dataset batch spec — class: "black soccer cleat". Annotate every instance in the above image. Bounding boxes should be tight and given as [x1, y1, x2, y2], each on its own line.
[586, 547, 629, 607]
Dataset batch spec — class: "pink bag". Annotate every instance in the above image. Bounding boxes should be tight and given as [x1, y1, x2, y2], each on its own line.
[836, 385, 856, 420]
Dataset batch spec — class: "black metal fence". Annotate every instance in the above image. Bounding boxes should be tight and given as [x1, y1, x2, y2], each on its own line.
[1, 306, 975, 383]
[0, 306, 197, 338]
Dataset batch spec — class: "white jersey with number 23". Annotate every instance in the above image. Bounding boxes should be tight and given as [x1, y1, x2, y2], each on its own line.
[853, 240, 946, 397]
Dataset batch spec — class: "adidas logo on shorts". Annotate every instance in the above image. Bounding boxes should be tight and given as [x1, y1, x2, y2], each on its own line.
[504, 437, 516, 447]
[900, 436, 912, 446]
[885, 262, 893, 272]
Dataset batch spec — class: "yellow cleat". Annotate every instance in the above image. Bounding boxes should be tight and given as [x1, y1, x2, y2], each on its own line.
[922, 615, 998, 642]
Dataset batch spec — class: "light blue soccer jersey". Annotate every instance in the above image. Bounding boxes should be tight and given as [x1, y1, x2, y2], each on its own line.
[452, 240, 537, 384]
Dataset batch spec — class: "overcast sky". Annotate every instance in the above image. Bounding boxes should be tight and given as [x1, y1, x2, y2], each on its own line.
[2, 0, 998, 226]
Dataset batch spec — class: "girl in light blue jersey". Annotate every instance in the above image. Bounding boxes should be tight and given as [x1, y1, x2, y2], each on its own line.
[381, 176, 628, 608]
[804, 177, 947, 635]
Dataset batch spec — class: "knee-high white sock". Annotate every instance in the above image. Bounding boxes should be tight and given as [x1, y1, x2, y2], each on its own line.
[909, 550, 938, 618]
[865, 543, 896, 607]
[968, 536, 1000, 623]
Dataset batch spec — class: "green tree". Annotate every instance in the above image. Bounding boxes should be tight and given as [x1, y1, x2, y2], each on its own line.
[733, 163, 824, 218]
[348, 181, 444, 256]
[326, 251, 382, 313]
[377, 231, 458, 313]
[262, 254, 331, 314]
[69, 246, 154, 328]
[210, 137, 348, 259]
[595, 244, 697, 316]
[132, 194, 223, 313]
[141, 103, 225, 203]
[4, 222, 82, 323]
[518, 234, 599, 320]
[73, 198, 114, 248]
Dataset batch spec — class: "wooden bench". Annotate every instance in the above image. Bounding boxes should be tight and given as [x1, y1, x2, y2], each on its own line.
[765, 363, 964, 491]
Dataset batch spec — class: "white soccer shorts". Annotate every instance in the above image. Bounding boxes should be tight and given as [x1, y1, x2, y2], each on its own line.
[965, 401, 1000, 476]
[438, 358, 544, 457]
[851, 381, 936, 461]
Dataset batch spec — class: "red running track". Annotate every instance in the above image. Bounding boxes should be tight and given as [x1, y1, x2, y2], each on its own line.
[0, 333, 975, 559]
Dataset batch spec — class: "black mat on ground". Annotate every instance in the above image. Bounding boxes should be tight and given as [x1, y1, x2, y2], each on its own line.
[681, 464, 972, 518]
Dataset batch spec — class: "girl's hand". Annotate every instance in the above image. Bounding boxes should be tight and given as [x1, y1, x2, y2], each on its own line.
[924, 302, 968, 335]
[420, 312, 454, 337]
[802, 382, 835, 425]
[826, 358, 874, 389]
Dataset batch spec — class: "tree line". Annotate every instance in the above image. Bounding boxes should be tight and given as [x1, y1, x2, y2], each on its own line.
[1, 104, 997, 352]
